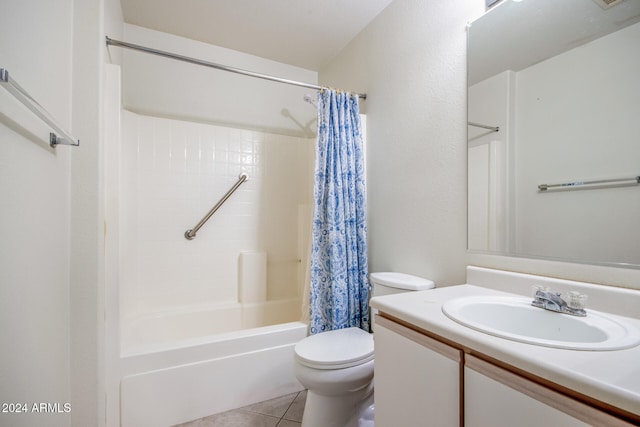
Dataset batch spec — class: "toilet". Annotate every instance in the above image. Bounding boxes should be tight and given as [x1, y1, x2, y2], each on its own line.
[294, 272, 435, 427]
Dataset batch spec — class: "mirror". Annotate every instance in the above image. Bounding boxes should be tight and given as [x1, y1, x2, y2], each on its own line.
[467, 0, 640, 268]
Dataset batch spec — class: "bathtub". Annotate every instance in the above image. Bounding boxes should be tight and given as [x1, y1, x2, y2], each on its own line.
[120, 298, 307, 427]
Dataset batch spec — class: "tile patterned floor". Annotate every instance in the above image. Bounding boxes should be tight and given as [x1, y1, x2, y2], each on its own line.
[173, 390, 306, 427]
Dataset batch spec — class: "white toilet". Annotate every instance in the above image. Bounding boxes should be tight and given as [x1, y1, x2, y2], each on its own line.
[294, 272, 435, 427]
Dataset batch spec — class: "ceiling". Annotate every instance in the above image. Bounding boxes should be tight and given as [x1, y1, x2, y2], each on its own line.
[119, 0, 394, 71]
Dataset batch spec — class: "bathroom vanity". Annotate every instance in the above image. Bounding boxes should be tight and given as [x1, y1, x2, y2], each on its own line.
[370, 267, 640, 427]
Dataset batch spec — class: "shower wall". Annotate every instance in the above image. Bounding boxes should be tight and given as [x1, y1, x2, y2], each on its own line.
[120, 110, 314, 321]
[121, 24, 318, 137]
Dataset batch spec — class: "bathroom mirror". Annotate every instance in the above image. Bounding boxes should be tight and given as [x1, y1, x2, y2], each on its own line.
[467, 0, 640, 268]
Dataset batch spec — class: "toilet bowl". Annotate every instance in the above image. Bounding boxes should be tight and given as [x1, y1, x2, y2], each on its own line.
[294, 272, 435, 427]
[294, 327, 374, 427]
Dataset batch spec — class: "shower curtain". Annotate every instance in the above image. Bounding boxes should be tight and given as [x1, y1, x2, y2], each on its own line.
[308, 89, 369, 334]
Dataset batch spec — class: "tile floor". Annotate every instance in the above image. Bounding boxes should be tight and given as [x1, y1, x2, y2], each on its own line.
[173, 390, 306, 427]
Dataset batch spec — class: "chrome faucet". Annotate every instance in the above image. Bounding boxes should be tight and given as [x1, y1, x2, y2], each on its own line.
[531, 287, 587, 317]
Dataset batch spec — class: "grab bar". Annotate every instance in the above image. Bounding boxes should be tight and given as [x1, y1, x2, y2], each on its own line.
[538, 175, 640, 191]
[468, 121, 499, 132]
[0, 68, 80, 147]
[184, 173, 248, 240]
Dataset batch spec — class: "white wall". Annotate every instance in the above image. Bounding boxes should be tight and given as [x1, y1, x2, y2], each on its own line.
[104, 3, 125, 426]
[320, 0, 486, 286]
[1, 1, 121, 426]
[120, 24, 319, 137]
[0, 1, 72, 427]
[119, 111, 313, 319]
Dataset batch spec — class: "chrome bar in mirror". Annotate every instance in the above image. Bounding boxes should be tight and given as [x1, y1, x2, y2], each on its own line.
[538, 175, 640, 191]
[468, 121, 499, 132]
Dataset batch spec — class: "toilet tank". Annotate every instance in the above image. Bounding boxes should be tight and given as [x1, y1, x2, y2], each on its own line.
[370, 272, 435, 297]
[369, 273, 435, 330]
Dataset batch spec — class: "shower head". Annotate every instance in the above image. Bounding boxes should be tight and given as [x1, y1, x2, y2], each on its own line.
[303, 94, 317, 109]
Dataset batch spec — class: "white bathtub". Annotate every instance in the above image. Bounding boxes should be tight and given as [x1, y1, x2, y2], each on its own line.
[120, 299, 307, 427]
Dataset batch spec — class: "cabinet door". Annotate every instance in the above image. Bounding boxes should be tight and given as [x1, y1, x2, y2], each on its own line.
[374, 316, 462, 427]
[465, 355, 633, 427]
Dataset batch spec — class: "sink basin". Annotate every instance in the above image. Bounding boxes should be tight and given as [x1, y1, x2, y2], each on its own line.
[442, 295, 640, 350]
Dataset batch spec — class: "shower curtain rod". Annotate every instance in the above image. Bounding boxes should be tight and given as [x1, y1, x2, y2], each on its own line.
[105, 37, 367, 100]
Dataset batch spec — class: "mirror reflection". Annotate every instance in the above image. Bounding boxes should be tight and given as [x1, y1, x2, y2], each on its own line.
[467, 0, 640, 267]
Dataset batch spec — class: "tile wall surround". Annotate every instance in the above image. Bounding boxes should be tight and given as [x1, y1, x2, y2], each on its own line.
[121, 110, 314, 319]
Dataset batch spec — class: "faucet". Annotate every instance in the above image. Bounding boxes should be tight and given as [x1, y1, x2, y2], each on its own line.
[531, 287, 587, 317]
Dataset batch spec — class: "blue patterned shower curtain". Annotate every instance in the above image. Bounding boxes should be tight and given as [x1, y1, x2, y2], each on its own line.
[309, 89, 369, 334]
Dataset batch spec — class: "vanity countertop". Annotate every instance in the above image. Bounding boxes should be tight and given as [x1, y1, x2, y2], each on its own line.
[370, 284, 640, 418]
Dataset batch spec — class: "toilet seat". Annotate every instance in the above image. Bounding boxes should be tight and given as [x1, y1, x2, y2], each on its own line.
[295, 327, 374, 370]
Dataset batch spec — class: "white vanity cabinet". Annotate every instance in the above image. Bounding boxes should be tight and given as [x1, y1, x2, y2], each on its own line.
[375, 314, 637, 427]
[374, 316, 462, 427]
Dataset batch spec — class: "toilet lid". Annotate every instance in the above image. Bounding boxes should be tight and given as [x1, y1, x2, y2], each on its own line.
[295, 327, 374, 370]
